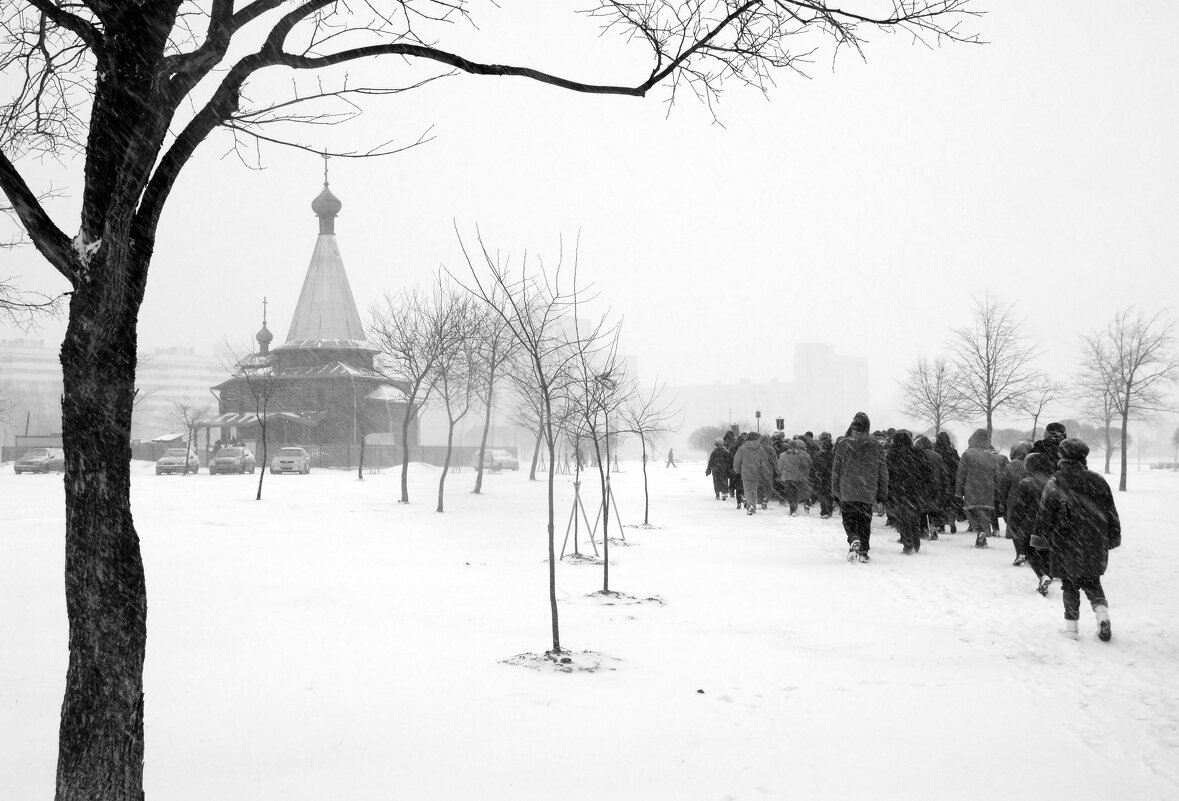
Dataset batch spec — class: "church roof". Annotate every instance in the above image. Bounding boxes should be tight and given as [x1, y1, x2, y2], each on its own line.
[275, 180, 376, 353]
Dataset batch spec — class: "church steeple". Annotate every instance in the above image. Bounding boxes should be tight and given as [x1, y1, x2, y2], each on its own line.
[255, 296, 273, 354]
[276, 164, 372, 353]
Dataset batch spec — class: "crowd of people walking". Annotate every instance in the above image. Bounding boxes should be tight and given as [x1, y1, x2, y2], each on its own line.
[704, 413, 1121, 642]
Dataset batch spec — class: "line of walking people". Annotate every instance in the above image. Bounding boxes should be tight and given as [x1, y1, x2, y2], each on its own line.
[705, 413, 1121, 642]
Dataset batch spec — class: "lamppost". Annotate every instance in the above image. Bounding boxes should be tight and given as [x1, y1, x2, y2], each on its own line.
[755, 409, 761, 433]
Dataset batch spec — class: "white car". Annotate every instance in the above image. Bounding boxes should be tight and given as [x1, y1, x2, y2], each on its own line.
[470, 449, 520, 471]
[155, 448, 200, 475]
[270, 447, 311, 475]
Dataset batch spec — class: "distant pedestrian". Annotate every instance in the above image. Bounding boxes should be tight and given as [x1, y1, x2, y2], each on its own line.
[1031, 439, 1120, 641]
[666, 448, 677, 468]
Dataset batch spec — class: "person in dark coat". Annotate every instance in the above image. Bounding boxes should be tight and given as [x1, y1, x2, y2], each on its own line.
[997, 441, 1032, 561]
[1031, 439, 1121, 641]
[832, 412, 889, 562]
[956, 428, 999, 548]
[812, 432, 836, 518]
[1030, 421, 1068, 469]
[1010, 452, 1054, 596]
[914, 435, 945, 540]
[725, 431, 744, 509]
[705, 438, 734, 500]
[933, 431, 962, 533]
[776, 439, 812, 516]
[759, 435, 778, 510]
[886, 430, 931, 554]
[733, 432, 773, 515]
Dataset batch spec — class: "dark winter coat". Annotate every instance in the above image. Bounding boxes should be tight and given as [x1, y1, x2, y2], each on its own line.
[705, 446, 733, 479]
[934, 431, 961, 506]
[1030, 436, 1064, 469]
[1007, 472, 1048, 546]
[997, 442, 1031, 518]
[812, 435, 834, 498]
[956, 429, 999, 510]
[831, 431, 889, 505]
[914, 436, 944, 514]
[885, 431, 929, 518]
[733, 439, 773, 484]
[1032, 459, 1121, 577]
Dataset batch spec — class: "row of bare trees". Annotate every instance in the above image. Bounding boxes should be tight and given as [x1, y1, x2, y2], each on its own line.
[900, 295, 1177, 491]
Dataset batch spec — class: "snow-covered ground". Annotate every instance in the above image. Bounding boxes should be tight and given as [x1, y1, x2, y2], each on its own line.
[2, 458, 1177, 800]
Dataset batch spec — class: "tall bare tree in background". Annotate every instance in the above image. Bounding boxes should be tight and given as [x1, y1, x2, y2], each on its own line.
[1082, 308, 1178, 491]
[899, 356, 967, 436]
[370, 282, 464, 504]
[470, 283, 518, 495]
[620, 379, 680, 526]
[0, 1, 979, 796]
[433, 292, 479, 513]
[1019, 378, 1064, 441]
[949, 294, 1041, 439]
[171, 400, 212, 474]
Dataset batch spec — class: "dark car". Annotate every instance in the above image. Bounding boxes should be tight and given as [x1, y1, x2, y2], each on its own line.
[155, 448, 200, 475]
[14, 448, 65, 474]
[208, 447, 256, 475]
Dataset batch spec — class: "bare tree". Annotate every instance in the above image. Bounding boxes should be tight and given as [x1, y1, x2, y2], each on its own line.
[370, 281, 464, 503]
[898, 355, 967, 436]
[620, 379, 680, 526]
[1019, 377, 1064, 441]
[226, 345, 279, 500]
[505, 367, 547, 481]
[1, 194, 63, 328]
[0, 2, 980, 795]
[434, 293, 480, 512]
[1083, 308, 1179, 491]
[456, 233, 591, 655]
[949, 294, 1042, 438]
[171, 400, 211, 475]
[470, 285, 518, 494]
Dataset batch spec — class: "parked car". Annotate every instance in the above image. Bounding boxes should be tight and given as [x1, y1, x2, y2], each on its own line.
[270, 447, 311, 475]
[469, 448, 520, 471]
[14, 447, 65, 474]
[155, 448, 200, 475]
[208, 447, 256, 475]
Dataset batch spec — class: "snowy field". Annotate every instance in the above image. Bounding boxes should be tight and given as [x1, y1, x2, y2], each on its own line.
[2, 458, 1178, 800]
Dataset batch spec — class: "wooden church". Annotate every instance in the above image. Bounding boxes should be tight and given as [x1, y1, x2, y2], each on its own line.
[206, 173, 414, 463]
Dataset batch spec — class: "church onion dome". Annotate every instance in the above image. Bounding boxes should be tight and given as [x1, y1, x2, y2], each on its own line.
[256, 322, 273, 354]
[312, 183, 342, 234]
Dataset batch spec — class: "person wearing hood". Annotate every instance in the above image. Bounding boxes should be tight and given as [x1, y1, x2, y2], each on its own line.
[956, 428, 999, 548]
[1009, 452, 1055, 596]
[934, 431, 963, 533]
[832, 412, 889, 562]
[886, 430, 931, 554]
[1030, 422, 1068, 469]
[733, 432, 773, 515]
[726, 431, 745, 509]
[914, 435, 945, 540]
[705, 437, 734, 501]
[1030, 439, 1121, 641]
[812, 432, 836, 518]
[776, 438, 812, 516]
[998, 441, 1033, 562]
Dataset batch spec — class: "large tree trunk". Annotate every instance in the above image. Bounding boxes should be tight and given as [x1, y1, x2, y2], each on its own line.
[641, 438, 650, 525]
[529, 430, 541, 481]
[56, 273, 147, 801]
[400, 402, 414, 503]
[1104, 424, 1114, 475]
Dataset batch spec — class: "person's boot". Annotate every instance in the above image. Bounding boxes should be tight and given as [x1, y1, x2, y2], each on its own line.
[857, 549, 871, 563]
[1036, 576, 1052, 597]
[975, 533, 988, 548]
[747, 505, 756, 516]
[847, 540, 860, 564]
[1062, 620, 1080, 640]
[1095, 606, 1112, 642]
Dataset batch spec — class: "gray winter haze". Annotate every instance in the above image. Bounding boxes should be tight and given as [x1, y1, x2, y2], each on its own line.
[2, 3, 1178, 445]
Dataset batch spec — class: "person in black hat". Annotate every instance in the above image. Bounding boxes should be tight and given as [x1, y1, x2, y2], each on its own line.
[1031, 422, 1068, 469]
[1031, 439, 1121, 641]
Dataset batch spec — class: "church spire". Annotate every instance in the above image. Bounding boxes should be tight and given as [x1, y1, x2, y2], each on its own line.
[255, 296, 273, 354]
[311, 152, 342, 234]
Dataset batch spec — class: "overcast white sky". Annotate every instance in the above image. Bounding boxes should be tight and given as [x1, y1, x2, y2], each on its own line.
[3, 2, 1177, 431]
